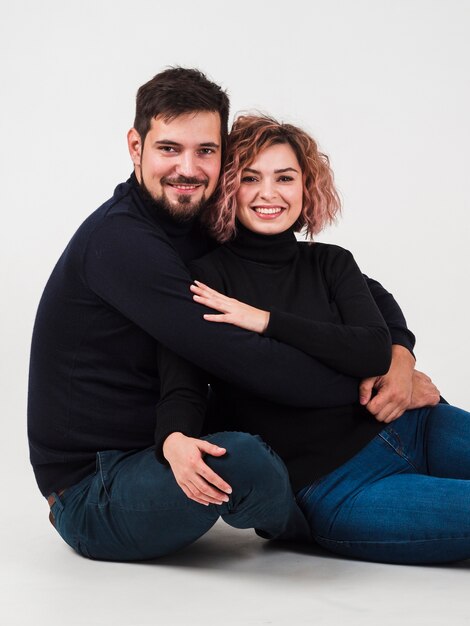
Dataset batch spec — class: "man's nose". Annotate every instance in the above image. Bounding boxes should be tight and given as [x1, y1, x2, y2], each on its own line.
[175, 151, 198, 178]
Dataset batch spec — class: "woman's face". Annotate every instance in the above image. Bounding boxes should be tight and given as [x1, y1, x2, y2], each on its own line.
[235, 142, 303, 236]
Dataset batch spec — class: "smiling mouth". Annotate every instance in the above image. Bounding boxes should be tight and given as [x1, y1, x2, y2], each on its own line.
[251, 206, 286, 218]
[163, 176, 208, 194]
[167, 183, 202, 193]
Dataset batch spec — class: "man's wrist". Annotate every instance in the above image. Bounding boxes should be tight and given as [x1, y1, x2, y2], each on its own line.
[391, 344, 416, 367]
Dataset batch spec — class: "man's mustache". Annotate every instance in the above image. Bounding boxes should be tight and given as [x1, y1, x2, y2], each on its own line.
[161, 176, 209, 187]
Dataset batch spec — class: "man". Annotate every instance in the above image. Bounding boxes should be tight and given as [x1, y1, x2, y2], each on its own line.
[28, 67, 439, 561]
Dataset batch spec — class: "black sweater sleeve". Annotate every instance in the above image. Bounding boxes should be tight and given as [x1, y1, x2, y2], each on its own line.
[265, 247, 392, 377]
[84, 216, 358, 408]
[154, 344, 209, 463]
[363, 275, 416, 354]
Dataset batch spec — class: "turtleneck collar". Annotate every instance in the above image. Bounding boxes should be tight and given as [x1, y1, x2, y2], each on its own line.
[129, 172, 199, 239]
[225, 220, 298, 266]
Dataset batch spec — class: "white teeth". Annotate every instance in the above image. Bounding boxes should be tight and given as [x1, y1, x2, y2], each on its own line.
[254, 207, 283, 215]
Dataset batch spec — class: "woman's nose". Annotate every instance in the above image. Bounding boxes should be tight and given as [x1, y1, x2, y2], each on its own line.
[259, 180, 278, 201]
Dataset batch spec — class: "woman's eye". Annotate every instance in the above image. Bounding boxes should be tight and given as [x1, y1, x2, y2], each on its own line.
[241, 176, 257, 183]
[278, 176, 293, 182]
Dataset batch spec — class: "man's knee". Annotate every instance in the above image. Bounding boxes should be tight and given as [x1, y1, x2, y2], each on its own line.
[204, 431, 289, 493]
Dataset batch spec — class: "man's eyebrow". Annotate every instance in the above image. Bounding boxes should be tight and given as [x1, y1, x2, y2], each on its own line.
[154, 140, 220, 148]
[155, 140, 181, 147]
[243, 166, 299, 174]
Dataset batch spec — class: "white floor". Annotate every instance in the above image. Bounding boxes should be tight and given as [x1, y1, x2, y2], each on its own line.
[4, 487, 470, 626]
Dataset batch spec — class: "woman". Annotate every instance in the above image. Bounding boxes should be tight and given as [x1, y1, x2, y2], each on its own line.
[156, 115, 470, 565]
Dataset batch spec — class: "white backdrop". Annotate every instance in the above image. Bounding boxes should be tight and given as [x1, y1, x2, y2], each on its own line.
[1, 0, 469, 500]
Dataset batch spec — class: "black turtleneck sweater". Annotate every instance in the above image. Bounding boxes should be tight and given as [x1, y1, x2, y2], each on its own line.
[155, 223, 393, 491]
[28, 176, 414, 496]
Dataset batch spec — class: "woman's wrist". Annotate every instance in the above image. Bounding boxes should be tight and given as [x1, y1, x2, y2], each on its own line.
[259, 310, 270, 333]
[163, 431, 185, 461]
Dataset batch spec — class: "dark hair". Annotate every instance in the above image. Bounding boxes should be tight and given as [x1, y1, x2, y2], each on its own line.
[134, 67, 230, 155]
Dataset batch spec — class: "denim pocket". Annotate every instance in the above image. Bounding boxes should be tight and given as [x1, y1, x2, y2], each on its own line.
[379, 425, 403, 453]
[97, 451, 112, 500]
[378, 425, 418, 471]
[87, 450, 117, 507]
[92, 449, 137, 503]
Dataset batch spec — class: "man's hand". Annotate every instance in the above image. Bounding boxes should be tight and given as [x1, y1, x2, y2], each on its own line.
[360, 346, 441, 423]
[163, 432, 232, 506]
[191, 281, 270, 334]
[359, 345, 415, 423]
[408, 370, 441, 409]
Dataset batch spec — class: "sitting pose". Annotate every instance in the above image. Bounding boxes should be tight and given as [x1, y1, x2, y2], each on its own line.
[28, 68, 435, 562]
[158, 114, 469, 565]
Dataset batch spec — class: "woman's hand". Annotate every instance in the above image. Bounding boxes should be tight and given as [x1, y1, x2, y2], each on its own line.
[163, 432, 232, 506]
[191, 281, 270, 333]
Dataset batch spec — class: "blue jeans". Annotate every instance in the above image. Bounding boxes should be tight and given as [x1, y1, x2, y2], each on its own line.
[48, 431, 310, 561]
[296, 404, 470, 564]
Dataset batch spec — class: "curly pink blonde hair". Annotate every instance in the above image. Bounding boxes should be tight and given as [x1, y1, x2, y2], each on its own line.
[204, 114, 341, 243]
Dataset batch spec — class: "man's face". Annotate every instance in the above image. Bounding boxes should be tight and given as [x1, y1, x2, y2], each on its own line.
[128, 111, 222, 220]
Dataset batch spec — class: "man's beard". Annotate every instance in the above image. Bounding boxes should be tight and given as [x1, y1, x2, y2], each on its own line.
[140, 175, 209, 222]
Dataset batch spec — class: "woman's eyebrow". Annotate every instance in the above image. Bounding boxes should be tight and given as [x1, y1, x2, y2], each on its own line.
[243, 167, 298, 174]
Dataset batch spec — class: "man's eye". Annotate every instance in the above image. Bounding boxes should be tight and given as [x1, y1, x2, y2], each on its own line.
[199, 148, 215, 155]
[159, 146, 177, 153]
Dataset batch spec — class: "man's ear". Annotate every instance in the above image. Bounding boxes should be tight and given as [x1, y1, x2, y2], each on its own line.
[127, 128, 142, 166]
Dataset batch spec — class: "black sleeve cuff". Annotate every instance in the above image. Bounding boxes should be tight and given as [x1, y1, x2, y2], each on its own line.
[389, 328, 416, 357]
[154, 399, 205, 464]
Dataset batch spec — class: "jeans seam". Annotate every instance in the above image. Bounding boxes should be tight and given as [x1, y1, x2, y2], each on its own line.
[378, 428, 419, 473]
[97, 451, 111, 501]
[77, 540, 93, 559]
[314, 533, 470, 545]
[296, 478, 324, 506]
